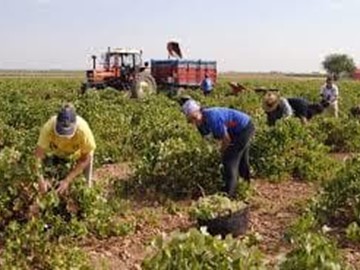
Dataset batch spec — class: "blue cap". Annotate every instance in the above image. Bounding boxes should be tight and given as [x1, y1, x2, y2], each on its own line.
[55, 104, 77, 137]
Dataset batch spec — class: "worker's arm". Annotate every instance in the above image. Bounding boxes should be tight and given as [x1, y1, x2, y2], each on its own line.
[34, 146, 46, 164]
[330, 86, 339, 103]
[282, 99, 293, 118]
[220, 131, 232, 153]
[35, 119, 53, 194]
[319, 85, 325, 98]
[34, 146, 50, 194]
[266, 113, 274, 126]
[197, 124, 211, 139]
[209, 120, 230, 151]
[300, 116, 308, 125]
[56, 153, 92, 195]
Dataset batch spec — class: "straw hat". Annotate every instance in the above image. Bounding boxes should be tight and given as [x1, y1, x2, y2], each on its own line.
[262, 92, 280, 112]
[229, 81, 239, 87]
[229, 82, 247, 94]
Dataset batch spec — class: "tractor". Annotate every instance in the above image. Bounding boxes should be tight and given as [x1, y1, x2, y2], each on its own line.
[80, 47, 157, 98]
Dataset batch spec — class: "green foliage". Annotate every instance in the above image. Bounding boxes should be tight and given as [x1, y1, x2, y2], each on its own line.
[0, 145, 132, 268]
[312, 155, 360, 227]
[131, 137, 222, 199]
[285, 213, 318, 242]
[2, 219, 92, 270]
[322, 53, 356, 77]
[0, 147, 38, 229]
[142, 228, 266, 270]
[189, 194, 247, 220]
[128, 95, 194, 152]
[1, 76, 360, 268]
[68, 180, 135, 239]
[0, 143, 132, 238]
[281, 212, 349, 269]
[0, 177, 133, 268]
[310, 117, 360, 152]
[251, 119, 338, 182]
[345, 222, 360, 242]
[280, 231, 346, 270]
[76, 92, 135, 164]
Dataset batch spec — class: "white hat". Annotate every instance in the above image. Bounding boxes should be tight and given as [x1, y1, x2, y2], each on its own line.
[181, 99, 201, 116]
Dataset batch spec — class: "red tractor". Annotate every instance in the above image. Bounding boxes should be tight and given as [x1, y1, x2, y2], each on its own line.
[80, 47, 157, 98]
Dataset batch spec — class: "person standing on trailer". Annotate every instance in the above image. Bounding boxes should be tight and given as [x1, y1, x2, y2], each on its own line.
[181, 99, 255, 197]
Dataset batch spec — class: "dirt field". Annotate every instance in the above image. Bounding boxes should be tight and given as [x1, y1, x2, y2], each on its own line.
[82, 156, 360, 270]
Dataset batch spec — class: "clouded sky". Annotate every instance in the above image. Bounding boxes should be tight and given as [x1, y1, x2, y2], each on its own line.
[1, 0, 360, 72]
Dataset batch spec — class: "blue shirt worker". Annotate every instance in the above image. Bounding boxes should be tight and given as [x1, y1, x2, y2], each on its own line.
[200, 74, 213, 96]
[182, 99, 255, 197]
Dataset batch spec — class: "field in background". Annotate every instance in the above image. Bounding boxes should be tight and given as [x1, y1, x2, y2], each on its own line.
[221, 71, 325, 81]
[1, 74, 360, 269]
[0, 69, 84, 78]
[0, 69, 326, 81]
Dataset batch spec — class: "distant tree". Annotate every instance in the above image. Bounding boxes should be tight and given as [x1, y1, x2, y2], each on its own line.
[322, 54, 356, 78]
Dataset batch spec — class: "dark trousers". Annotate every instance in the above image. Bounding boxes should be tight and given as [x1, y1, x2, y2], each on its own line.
[222, 121, 255, 197]
[203, 91, 212, 96]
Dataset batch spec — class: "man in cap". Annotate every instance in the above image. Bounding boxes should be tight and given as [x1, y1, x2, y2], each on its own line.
[181, 99, 255, 197]
[34, 103, 96, 196]
[320, 76, 339, 118]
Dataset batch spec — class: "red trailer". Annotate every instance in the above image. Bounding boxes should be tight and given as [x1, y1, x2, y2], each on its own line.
[150, 59, 217, 90]
[353, 69, 360, 80]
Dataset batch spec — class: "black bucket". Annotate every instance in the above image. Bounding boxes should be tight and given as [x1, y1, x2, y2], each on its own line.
[197, 206, 250, 238]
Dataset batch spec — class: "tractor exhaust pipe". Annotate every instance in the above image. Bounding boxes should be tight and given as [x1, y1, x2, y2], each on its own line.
[105, 46, 111, 70]
[91, 55, 96, 70]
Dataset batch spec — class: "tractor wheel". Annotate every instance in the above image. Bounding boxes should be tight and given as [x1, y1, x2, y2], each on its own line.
[131, 72, 157, 99]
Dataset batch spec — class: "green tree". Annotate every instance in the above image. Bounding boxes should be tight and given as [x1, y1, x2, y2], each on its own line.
[322, 53, 356, 78]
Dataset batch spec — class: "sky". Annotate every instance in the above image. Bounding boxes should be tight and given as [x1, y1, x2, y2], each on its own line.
[1, 0, 360, 72]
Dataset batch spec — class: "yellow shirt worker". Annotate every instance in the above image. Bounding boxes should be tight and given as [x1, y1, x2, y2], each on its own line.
[35, 103, 96, 195]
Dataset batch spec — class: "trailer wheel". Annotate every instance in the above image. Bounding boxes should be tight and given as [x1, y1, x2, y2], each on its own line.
[79, 83, 101, 95]
[79, 83, 88, 95]
[176, 87, 185, 96]
[131, 73, 157, 99]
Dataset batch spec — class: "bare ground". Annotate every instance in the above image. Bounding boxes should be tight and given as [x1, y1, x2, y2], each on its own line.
[81, 204, 192, 270]
[93, 163, 133, 181]
[84, 163, 360, 269]
[249, 180, 317, 265]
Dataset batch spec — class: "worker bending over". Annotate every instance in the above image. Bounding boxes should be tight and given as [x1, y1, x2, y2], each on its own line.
[181, 99, 255, 197]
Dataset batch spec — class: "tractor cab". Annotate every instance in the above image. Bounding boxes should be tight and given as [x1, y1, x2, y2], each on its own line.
[87, 48, 146, 83]
[100, 48, 146, 74]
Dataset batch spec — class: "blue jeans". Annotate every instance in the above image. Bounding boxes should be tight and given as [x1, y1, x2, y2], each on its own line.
[221, 122, 255, 197]
[203, 90, 212, 96]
